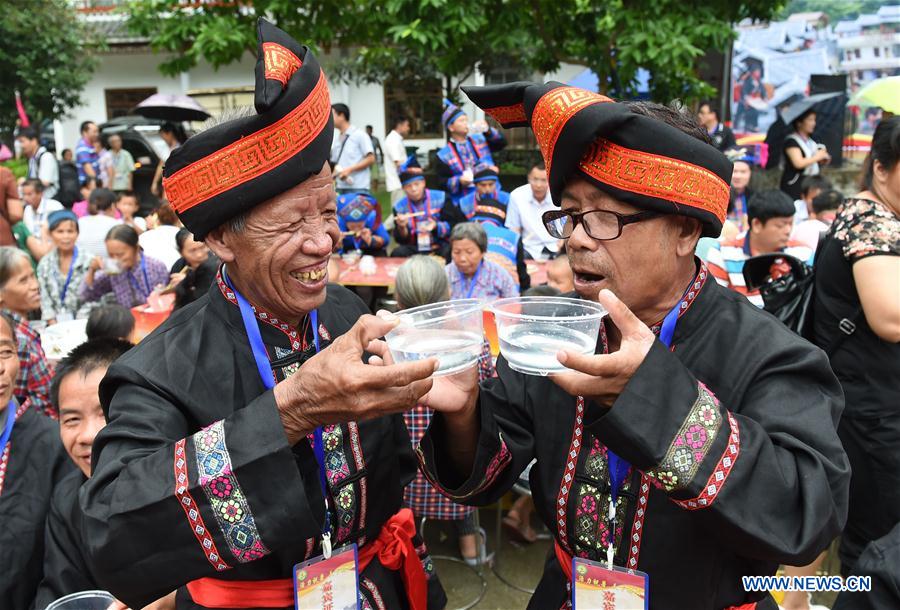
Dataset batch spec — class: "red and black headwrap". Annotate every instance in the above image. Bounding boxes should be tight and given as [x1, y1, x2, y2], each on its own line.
[162, 19, 333, 239]
[461, 82, 733, 237]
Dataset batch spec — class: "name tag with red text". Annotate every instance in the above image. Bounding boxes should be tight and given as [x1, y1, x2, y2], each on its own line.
[572, 557, 649, 610]
[294, 544, 359, 610]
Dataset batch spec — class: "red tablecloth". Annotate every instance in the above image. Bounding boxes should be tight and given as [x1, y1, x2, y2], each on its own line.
[333, 257, 548, 288]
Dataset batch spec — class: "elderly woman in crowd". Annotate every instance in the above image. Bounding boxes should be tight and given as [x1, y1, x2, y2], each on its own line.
[0, 246, 54, 416]
[396, 255, 493, 565]
[813, 116, 900, 577]
[80, 225, 169, 308]
[37, 210, 93, 323]
[446, 222, 518, 300]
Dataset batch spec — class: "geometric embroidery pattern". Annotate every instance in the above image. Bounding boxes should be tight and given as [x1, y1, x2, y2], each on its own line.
[483, 102, 527, 126]
[415, 432, 510, 502]
[347, 421, 368, 545]
[626, 474, 651, 570]
[174, 438, 230, 571]
[646, 383, 723, 492]
[217, 271, 304, 351]
[163, 69, 330, 213]
[578, 138, 730, 221]
[262, 42, 301, 86]
[555, 396, 586, 554]
[672, 411, 740, 511]
[573, 436, 631, 560]
[193, 420, 270, 563]
[530, 86, 613, 178]
[0, 401, 28, 498]
[319, 424, 357, 542]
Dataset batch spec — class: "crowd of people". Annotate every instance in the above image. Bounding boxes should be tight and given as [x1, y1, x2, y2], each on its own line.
[0, 17, 898, 610]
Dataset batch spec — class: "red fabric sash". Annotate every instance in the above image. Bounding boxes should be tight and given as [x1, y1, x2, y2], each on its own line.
[186, 508, 426, 610]
[554, 542, 756, 610]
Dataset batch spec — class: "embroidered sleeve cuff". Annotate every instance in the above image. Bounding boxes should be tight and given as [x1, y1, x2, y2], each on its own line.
[177, 390, 313, 569]
[587, 341, 737, 507]
[416, 402, 511, 502]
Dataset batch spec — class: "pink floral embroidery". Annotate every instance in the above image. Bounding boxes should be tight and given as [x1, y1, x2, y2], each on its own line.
[672, 411, 740, 511]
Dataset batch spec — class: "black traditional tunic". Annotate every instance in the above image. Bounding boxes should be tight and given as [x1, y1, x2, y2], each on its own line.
[34, 470, 96, 610]
[0, 401, 74, 610]
[82, 274, 446, 610]
[419, 264, 850, 610]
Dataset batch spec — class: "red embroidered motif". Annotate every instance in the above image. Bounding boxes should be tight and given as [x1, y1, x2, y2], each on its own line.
[347, 421, 368, 545]
[484, 103, 527, 125]
[262, 42, 301, 86]
[174, 439, 230, 571]
[671, 411, 740, 510]
[556, 397, 586, 553]
[217, 270, 303, 351]
[531, 87, 613, 178]
[626, 474, 651, 569]
[163, 69, 330, 214]
[578, 139, 730, 223]
[0, 401, 31, 497]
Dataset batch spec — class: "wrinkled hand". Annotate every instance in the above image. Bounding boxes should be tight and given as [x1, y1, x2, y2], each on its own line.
[274, 315, 437, 444]
[551, 290, 655, 408]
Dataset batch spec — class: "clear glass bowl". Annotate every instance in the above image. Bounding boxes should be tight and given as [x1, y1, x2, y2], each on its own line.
[490, 296, 607, 376]
[44, 590, 117, 610]
[385, 299, 484, 377]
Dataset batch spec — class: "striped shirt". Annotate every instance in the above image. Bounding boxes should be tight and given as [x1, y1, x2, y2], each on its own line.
[706, 233, 814, 308]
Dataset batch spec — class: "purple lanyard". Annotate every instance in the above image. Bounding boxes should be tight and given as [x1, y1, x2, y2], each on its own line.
[223, 268, 333, 555]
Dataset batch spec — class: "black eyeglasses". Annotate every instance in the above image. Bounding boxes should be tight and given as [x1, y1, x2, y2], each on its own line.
[542, 209, 662, 240]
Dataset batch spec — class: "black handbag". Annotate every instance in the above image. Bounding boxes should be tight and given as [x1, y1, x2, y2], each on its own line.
[743, 253, 815, 336]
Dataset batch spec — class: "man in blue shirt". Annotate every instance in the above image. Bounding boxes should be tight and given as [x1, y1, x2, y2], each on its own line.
[74, 121, 100, 187]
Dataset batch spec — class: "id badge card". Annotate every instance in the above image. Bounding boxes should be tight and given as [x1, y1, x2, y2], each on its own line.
[56, 312, 74, 322]
[294, 543, 360, 610]
[416, 230, 432, 252]
[572, 557, 649, 610]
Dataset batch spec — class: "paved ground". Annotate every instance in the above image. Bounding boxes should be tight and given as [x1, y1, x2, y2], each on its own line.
[424, 506, 841, 610]
[421, 505, 550, 610]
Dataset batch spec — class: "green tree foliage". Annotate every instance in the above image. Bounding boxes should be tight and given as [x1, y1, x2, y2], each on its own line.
[124, 0, 785, 104]
[0, 0, 99, 137]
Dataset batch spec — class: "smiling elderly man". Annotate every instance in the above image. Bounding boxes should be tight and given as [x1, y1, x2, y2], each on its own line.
[81, 20, 445, 610]
[416, 83, 850, 609]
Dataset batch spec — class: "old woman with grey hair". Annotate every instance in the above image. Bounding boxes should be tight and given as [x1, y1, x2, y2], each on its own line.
[0, 246, 54, 416]
[396, 255, 493, 566]
[446, 222, 518, 300]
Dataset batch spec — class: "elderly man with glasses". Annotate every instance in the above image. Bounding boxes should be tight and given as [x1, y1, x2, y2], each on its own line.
[409, 83, 850, 609]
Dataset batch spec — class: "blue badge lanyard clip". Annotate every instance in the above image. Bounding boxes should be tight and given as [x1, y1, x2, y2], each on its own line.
[127, 254, 151, 301]
[604, 289, 682, 570]
[224, 268, 333, 558]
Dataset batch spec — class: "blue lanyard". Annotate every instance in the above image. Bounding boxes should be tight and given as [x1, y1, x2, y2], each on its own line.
[0, 400, 17, 458]
[222, 268, 332, 551]
[464, 261, 484, 299]
[603, 282, 685, 568]
[59, 247, 78, 304]
[127, 254, 151, 299]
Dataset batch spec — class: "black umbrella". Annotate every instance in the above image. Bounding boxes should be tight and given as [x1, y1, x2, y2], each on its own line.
[133, 93, 211, 122]
[779, 92, 842, 126]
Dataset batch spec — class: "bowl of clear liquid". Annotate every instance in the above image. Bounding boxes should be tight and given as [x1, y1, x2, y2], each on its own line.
[490, 296, 606, 375]
[385, 299, 484, 377]
[44, 590, 117, 610]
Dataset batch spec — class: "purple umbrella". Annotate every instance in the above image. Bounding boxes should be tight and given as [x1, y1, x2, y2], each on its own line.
[133, 93, 211, 122]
